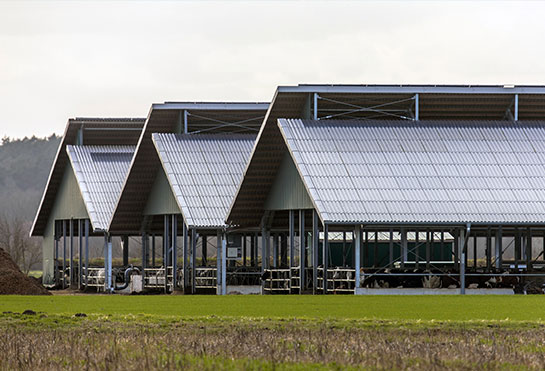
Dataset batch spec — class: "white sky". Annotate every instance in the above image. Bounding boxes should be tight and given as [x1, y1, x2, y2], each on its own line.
[1, 0, 545, 139]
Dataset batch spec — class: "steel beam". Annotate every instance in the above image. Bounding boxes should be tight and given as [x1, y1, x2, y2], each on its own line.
[289, 210, 295, 281]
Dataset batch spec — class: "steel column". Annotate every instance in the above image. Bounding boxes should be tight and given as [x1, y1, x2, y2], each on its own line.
[312, 210, 319, 294]
[141, 232, 147, 285]
[84, 219, 89, 287]
[221, 233, 227, 295]
[243, 234, 247, 266]
[486, 228, 492, 271]
[202, 235, 208, 266]
[460, 225, 471, 295]
[216, 231, 222, 295]
[313, 93, 318, 120]
[299, 210, 305, 293]
[152, 234, 156, 267]
[78, 219, 83, 290]
[495, 227, 502, 269]
[54, 221, 59, 285]
[514, 94, 519, 121]
[323, 224, 329, 294]
[183, 222, 189, 292]
[415, 93, 419, 120]
[388, 228, 394, 267]
[163, 215, 168, 293]
[122, 235, 129, 266]
[69, 219, 74, 288]
[273, 233, 278, 268]
[191, 228, 197, 294]
[355, 224, 361, 290]
[172, 215, 178, 291]
[62, 220, 66, 289]
[183, 109, 189, 134]
[400, 227, 407, 269]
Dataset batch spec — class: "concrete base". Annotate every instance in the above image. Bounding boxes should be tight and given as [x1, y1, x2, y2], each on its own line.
[227, 285, 262, 295]
[355, 288, 514, 295]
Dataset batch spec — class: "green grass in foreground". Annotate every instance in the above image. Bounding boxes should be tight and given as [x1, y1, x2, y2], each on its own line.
[2, 295, 545, 321]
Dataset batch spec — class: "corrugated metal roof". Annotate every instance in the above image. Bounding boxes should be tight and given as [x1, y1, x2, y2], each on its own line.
[30, 118, 144, 236]
[152, 133, 255, 229]
[108, 103, 268, 235]
[66, 145, 135, 231]
[276, 119, 545, 225]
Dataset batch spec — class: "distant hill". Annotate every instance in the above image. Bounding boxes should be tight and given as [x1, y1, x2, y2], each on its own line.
[0, 135, 61, 220]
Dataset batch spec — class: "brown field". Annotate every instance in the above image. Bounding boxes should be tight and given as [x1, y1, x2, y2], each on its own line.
[2, 314, 545, 370]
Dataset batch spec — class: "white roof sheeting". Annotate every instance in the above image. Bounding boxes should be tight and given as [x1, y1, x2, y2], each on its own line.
[66, 145, 135, 231]
[278, 119, 545, 225]
[152, 133, 255, 228]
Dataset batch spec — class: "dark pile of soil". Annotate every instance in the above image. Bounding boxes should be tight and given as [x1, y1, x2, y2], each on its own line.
[0, 248, 50, 295]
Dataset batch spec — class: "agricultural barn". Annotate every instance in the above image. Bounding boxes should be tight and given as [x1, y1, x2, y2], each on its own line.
[108, 102, 268, 294]
[31, 85, 545, 295]
[30, 118, 145, 288]
[228, 85, 545, 294]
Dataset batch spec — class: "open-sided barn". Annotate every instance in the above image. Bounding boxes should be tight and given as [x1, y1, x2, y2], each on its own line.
[31, 85, 545, 294]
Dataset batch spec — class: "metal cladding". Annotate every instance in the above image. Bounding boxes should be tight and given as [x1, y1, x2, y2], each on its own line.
[152, 133, 255, 228]
[66, 145, 136, 232]
[277, 118, 545, 225]
[30, 118, 145, 236]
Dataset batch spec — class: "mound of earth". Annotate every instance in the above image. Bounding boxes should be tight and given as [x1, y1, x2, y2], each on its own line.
[0, 248, 50, 295]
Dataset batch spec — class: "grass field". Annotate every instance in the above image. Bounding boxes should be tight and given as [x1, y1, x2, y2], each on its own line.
[2, 295, 545, 370]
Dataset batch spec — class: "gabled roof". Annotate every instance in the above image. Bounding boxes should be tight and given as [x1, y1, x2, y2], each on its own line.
[229, 118, 545, 226]
[109, 102, 268, 234]
[152, 133, 255, 229]
[30, 118, 145, 236]
[66, 145, 136, 232]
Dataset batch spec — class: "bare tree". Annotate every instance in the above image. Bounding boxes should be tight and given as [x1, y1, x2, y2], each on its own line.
[0, 215, 41, 274]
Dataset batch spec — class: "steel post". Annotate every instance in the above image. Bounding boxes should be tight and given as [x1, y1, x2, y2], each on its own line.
[355, 224, 361, 291]
[312, 210, 319, 294]
[299, 210, 305, 293]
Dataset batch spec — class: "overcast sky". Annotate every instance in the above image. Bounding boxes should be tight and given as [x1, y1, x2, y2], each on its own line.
[1, 1, 544, 139]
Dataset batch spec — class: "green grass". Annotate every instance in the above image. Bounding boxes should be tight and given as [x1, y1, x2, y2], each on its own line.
[3, 295, 545, 369]
[2, 295, 545, 322]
